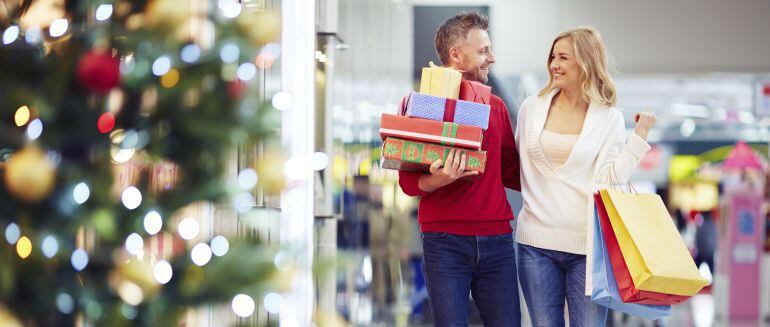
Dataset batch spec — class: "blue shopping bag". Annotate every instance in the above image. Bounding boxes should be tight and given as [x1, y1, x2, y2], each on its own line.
[591, 208, 672, 320]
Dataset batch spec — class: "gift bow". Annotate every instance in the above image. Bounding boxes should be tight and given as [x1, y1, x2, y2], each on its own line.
[428, 61, 464, 73]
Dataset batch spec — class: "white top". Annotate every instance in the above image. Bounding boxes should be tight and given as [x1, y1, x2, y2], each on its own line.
[540, 130, 579, 168]
[515, 89, 651, 295]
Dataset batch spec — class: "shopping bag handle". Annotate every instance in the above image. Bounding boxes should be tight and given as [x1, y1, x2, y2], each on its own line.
[604, 164, 638, 194]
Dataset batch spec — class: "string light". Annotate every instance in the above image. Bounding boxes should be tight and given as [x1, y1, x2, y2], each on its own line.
[95, 4, 113, 21]
[237, 63, 256, 81]
[273, 251, 292, 272]
[181, 44, 201, 63]
[25, 27, 41, 44]
[41, 235, 59, 258]
[71, 249, 89, 271]
[190, 243, 212, 266]
[263, 292, 283, 314]
[237, 168, 258, 190]
[97, 112, 115, 134]
[219, 43, 239, 63]
[26, 118, 43, 140]
[14, 105, 30, 126]
[177, 218, 199, 240]
[16, 236, 32, 259]
[234, 192, 255, 213]
[56, 293, 74, 314]
[152, 56, 171, 76]
[125, 233, 144, 256]
[153, 260, 173, 284]
[222, 2, 242, 19]
[2, 25, 20, 45]
[143, 211, 163, 235]
[210, 236, 229, 257]
[5, 223, 20, 244]
[255, 51, 276, 69]
[271, 92, 292, 111]
[231, 294, 255, 317]
[49, 19, 68, 38]
[73, 182, 90, 204]
[121, 187, 142, 210]
[160, 69, 180, 88]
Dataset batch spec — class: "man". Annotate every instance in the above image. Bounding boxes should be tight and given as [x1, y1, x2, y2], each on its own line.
[398, 11, 521, 327]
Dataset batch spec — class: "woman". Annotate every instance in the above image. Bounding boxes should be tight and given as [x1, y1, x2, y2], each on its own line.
[515, 26, 657, 326]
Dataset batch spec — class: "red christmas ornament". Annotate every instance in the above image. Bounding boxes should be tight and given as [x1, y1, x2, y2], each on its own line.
[228, 80, 247, 99]
[77, 50, 121, 93]
[97, 112, 116, 134]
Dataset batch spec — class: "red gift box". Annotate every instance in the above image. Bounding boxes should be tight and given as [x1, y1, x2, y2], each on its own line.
[594, 193, 689, 305]
[380, 137, 486, 173]
[459, 80, 492, 104]
[379, 114, 483, 150]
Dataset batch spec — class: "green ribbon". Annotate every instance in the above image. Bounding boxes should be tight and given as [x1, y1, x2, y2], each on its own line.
[440, 122, 458, 146]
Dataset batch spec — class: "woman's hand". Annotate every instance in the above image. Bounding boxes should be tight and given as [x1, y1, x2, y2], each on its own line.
[634, 110, 657, 140]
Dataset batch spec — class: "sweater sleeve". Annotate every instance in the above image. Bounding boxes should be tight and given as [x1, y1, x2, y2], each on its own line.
[398, 171, 429, 196]
[395, 95, 430, 197]
[500, 100, 521, 191]
[596, 109, 652, 185]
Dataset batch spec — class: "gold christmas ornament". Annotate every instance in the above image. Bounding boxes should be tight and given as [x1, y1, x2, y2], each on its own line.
[112, 257, 160, 298]
[236, 10, 281, 45]
[0, 305, 22, 327]
[144, 0, 191, 31]
[4, 145, 57, 202]
[255, 152, 285, 195]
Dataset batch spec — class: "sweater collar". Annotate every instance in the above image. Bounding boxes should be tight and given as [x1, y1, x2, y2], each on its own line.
[526, 89, 607, 180]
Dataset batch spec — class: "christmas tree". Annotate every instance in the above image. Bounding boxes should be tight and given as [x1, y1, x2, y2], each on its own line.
[0, 0, 289, 325]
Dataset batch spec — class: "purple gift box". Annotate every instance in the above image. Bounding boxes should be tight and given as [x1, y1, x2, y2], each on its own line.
[401, 92, 490, 130]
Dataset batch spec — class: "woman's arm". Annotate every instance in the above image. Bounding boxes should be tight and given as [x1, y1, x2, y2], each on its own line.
[596, 109, 656, 183]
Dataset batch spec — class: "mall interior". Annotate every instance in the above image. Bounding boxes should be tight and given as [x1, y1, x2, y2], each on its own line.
[0, 0, 769, 326]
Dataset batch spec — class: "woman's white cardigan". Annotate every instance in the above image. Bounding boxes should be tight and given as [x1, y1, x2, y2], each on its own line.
[515, 89, 651, 295]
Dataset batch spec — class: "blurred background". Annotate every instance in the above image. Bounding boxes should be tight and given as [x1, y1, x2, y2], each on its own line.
[1, 0, 769, 326]
[317, 0, 770, 326]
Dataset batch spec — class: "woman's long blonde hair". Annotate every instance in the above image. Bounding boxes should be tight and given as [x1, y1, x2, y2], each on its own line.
[538, 26, 617, 107]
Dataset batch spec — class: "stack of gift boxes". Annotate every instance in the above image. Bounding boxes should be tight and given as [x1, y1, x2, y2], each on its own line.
[379, 62, 492, 176]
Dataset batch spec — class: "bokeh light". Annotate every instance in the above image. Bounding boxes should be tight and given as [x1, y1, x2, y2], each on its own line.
[14, 105, 30, 126]
[143, 211, 163, 235]
[16, 236, 32, 259]
[231, 294, 255, 317]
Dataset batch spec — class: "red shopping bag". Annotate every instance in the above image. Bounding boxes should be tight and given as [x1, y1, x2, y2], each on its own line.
[594, 193, 690, 305]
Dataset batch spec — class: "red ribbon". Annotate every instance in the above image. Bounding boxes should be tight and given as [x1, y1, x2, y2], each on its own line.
[443, 98, 457, 122]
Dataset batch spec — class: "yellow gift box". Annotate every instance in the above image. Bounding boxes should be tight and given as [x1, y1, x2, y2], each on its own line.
[419, 61, 462, 99]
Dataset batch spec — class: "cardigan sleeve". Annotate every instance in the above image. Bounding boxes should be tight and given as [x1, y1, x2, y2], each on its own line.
[514, 97, 531, 145]
[596, 109, 652, 185]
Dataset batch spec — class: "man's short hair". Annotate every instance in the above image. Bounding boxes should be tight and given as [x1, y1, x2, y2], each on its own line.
[434, 11, 490, 65]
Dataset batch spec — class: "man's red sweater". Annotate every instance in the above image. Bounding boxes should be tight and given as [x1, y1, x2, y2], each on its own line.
[398, 94, 521, 236]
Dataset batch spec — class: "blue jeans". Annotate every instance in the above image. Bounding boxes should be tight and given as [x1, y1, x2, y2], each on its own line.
[421, 232, 520, 327]
[517, 243, 608, 327]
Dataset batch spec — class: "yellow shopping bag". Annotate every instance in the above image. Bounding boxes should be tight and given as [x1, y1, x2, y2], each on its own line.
[600, 189, 708, 297]
[419, 61, 462, 99]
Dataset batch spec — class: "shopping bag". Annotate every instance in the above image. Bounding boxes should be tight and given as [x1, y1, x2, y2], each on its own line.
[591, 206, 672, 320]
[594, 193, 689, 305]
[600, 189, 709, 296]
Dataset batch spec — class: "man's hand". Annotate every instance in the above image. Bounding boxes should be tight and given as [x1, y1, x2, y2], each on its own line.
[418, 149, 479, 192]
